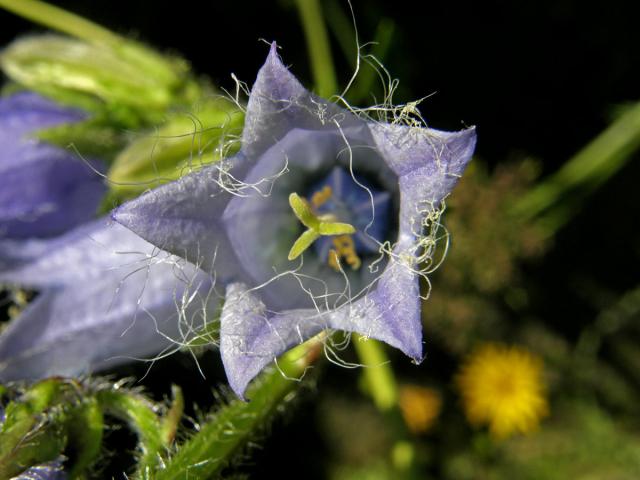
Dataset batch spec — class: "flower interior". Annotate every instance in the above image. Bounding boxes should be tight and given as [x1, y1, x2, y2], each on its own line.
[223, 127, 400, 313]
[302, 166, 393, 271]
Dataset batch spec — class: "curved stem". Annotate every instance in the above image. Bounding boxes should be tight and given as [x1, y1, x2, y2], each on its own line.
[156, 336, 323, 480]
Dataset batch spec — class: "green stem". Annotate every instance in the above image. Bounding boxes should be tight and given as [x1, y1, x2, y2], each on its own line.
[0, 0, 122, 46]
[156, 336, 323, 480]
[348, 19, 395, 104]
[294, 0, 338, 98]
[353, 334, 398, 411]
[512, 101, 640, 232]
[96, 389, 166, 477]
[324, 0, 357, 63]
[352, 336, 420, 478]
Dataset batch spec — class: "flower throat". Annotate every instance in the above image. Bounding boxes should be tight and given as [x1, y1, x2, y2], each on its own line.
[288, 166, 392, 271]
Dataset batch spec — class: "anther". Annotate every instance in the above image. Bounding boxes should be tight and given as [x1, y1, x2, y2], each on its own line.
[311, 185, 333, 208]
[328, 235, 361, 271]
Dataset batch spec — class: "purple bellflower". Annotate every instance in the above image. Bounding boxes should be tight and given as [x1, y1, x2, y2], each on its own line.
[113, 44, 477, 398]
[0, 92, 106, 239]
[0, 218, 215, 381]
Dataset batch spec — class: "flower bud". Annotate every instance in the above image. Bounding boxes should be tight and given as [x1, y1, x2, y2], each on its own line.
[108, 97, 243, 201]
[1, 34, 194, 126]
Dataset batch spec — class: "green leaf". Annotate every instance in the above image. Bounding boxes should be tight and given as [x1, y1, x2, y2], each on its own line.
[288, 228, 321, 260]
[0, 0, 124, 46]
[512, 100, 640, 235]
[294, 0, 338, 98]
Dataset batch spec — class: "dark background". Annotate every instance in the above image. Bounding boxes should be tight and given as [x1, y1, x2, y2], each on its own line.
[1, 1, 639, 478]
[2, 0, 639, 171]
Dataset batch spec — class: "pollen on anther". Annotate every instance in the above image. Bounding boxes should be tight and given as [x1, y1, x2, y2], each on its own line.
[328, 235, 361, 271]
[311, 185, 333, 208]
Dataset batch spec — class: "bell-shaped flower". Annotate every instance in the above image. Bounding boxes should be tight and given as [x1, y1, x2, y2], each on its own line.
[0, 92, 105, 239]
[0, 218, 215, 381]
[113, 44, 477, 398]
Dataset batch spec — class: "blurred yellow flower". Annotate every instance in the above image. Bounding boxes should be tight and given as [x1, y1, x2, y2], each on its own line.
[399, 385, 442, 434]
[456, 343, 548, 438]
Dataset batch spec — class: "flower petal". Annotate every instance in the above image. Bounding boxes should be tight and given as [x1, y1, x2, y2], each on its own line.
[370, 123, 476, 179]
[112, 158, 250, 283]
[311, 262, 424, 362]
[0, 148, 105, 239]
[0, 219, 216, 381]
[0, 92, 106, 239]
[220, 267, 423, 398]
[242, 43, 361, 159]
[0, 92, 85, 138]
[220, 282, 326, 398]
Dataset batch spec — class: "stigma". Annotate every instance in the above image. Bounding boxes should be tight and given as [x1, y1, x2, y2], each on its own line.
[288, 167, 392, 270]
[309, 186, 362, 271]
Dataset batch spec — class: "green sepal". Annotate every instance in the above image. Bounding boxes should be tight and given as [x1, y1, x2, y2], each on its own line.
[159, 385, 184, 448]
[65, 397, 104, 478]
[0, 379, 104, 479]
[36, 116, 127, 161]
[0, 380, 67, 477]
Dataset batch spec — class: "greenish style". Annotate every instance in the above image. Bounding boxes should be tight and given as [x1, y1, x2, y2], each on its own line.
[287, 192, 356, 261]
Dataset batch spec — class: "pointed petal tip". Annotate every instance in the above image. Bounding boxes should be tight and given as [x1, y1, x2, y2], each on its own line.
[110, 194, 144, 231]
[460, 124, 477, 145]
[408, 343, 425, 364]
[221, 351, 266, 402]
[228, 377, 250, 402]
[110, 204, 131, 233]
[395, 334, 424, 365]
[263, 41, 281, 68]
